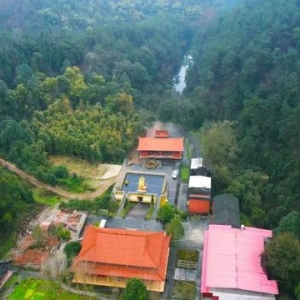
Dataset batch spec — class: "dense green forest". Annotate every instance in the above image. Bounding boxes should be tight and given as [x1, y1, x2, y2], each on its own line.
[0, 0, 225, 259]
[1, 0, 300, 297]
[180, 0, 300, 298]
[185, 0, 300, 227]
[0, 167, 35, 257]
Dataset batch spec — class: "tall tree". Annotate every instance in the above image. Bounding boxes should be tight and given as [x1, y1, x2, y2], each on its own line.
[200, 120, 239, 191]
[122, 278, 149, 300]
[265, 233, 300, 296]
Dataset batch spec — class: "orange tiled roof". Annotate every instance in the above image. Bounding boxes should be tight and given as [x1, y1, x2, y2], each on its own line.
[137, 137, 184, 152]
[71, 226, 170, 281]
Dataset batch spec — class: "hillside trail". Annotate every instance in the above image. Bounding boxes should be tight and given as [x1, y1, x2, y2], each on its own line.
[0, 158, 117, 200]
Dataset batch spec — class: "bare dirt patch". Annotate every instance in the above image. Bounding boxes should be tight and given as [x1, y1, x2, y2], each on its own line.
[12, 235, 59, 269]
[99, 164, 121, 179]
[13, 249, 49, 267]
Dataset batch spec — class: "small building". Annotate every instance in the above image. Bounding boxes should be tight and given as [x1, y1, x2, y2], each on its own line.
[201, 225, 278, 300]
[71, 226, 171, 292]
[155, 130, 169, 138]
[190, 158, 211, 177]
[137, 137, 184, 160]
[212, 194, 240, 228]
[187, 175, 211, 214]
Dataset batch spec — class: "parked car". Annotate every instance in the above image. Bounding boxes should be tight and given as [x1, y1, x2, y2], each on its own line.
[172, 170, 178, 179]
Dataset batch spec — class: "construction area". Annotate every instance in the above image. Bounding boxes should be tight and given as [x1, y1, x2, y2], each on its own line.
[10, 209, 87, 270]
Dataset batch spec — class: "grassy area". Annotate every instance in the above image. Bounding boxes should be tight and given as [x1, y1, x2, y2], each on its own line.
[49, 155, 107, 179]
[120, 202, 133, 218]
[8, 278, 96, 300]
[49, 155, 102, 193]
[172, 281, 196, 300]
[149, 292, 162, 300]
[177, 250, 199, 262]
[57, 176, 95, 193]
[184, 139, 192, 160]
[118, 291, 162, 300]
[144, 205, 155, 220]
[60, 186, 116, 215]
[33, 189, 62, 206]
[180, 165, 190, 182]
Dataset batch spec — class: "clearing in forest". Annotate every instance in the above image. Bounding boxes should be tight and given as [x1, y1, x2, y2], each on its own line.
[49, 155, 121, 188]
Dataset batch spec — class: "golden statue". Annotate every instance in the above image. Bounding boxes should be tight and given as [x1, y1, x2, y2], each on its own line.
[138, 175, 147, 192]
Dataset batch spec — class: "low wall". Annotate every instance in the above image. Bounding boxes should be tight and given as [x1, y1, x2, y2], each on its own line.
[127, 193, 157, 204]
[114, 191, 125, 201]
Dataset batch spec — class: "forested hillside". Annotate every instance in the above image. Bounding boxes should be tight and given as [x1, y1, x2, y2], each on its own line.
[183, 0, 300, 297]
[0, 0, 229, 175]
[186, 0, 300, 227]
[0, 0, 227, 259]
[1, 0, 300, 296]
[0, 167, 34, 257]
[0, 0, 225, 32]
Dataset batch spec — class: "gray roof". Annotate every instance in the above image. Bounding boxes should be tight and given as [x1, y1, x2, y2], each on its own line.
[212, 194, 240, 228]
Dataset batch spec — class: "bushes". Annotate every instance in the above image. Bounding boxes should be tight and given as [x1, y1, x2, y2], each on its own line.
[157, 203, 185, 239]
[166, 216, 184, 241]
[180, 165, 190, 182]
[59, 186, 116, 214]
[64, 241, 81, 264]
[51, 224, 71, 240]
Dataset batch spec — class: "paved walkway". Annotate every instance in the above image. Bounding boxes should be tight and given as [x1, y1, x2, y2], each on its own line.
[109, 288, 120, 300]
[61, 282, 109, 299]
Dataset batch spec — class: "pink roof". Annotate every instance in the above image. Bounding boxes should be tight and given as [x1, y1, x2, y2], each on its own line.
[201, 225, 278, 295]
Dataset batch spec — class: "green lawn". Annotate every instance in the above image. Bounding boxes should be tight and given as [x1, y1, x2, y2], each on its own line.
[144, 205, 155, 220]
[172, 281, 196, 300]
[120, 203, 133, 218]
[8, 278, 96, 300]
[180, 165, 190, 182]
[33, 189, 61, 206]
[184, 139, 192, 160]
[177, 250, 199, 262]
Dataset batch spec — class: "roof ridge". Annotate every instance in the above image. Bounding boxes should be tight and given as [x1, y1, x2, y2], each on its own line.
[93, 226, 156, 237]
[76, 226, 97, 259]
[144, 232, 165, 268]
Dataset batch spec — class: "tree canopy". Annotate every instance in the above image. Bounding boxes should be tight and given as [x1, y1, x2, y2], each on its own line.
[265, 233, 300, 296]
[121, 278, 149, 300]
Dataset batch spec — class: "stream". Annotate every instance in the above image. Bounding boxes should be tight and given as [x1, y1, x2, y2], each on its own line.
[173, 55, 193, 94]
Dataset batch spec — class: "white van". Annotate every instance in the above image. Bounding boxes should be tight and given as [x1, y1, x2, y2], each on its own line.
[172, 170, 178, 179]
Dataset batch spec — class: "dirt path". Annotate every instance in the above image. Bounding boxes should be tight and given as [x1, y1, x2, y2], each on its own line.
[0, 158, 117, 200]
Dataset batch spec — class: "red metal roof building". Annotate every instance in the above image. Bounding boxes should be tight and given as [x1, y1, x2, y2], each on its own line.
[187, 175, 212, 214]
[137, 137, 184, 159]
[71, 226, 171, 292]
[201, 225, 278, 300]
